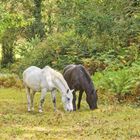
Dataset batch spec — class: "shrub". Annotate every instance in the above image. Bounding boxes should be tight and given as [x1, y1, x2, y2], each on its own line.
[94, 61, 140, 103]
[15, 35, 41, 58]
[82, 58, 107, 75]
[12, 31, 83, 75]
[0, 73, 23, 89]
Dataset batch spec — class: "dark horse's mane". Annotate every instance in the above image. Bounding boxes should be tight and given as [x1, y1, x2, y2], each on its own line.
[78, 65, 91, 83]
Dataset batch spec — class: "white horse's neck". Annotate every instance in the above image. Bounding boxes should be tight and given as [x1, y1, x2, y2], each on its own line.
[54, 75, 69, 95]
[43, 66, 69, 95]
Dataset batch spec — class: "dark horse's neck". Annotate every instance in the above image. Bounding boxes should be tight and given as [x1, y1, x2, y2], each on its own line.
[79, 65, 95, 93]
[84, 80, 95, 94]
[85, 80, 98, 109]
[79, 65, 98, 109]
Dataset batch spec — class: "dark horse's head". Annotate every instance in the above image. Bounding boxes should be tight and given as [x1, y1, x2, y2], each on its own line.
[86, 88, 98, 110]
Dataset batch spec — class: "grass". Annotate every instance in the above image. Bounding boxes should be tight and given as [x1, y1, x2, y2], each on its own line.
[0, 45, 1, 61]
[0, 88, 140, 140]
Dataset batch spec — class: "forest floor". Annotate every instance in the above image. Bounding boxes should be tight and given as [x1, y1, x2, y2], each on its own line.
[0, 88, 140, 140]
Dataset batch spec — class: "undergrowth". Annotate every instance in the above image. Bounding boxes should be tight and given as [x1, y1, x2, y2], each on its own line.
[94, 61, 140, 104]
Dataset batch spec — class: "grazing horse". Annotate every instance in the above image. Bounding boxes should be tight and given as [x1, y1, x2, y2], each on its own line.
[23, 66, 73, 112]
[63, 64, 98, 111]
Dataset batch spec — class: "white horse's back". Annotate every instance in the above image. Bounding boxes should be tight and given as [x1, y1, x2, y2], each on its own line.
[23, 66, 58, 91]
[23, 66, 42, 91]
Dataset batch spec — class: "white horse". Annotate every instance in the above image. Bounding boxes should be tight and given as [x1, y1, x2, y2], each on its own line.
[23, 66, 73, 112]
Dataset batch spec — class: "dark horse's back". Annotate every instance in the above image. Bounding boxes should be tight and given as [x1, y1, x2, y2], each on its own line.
[63, 64, 90, 90]
[63, 64, 98, 110]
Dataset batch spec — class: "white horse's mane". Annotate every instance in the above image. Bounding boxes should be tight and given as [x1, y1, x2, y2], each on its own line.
[43, 66, 69, 90]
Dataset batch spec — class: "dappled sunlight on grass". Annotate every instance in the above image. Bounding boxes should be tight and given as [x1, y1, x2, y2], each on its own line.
[0, 88, 140, 140]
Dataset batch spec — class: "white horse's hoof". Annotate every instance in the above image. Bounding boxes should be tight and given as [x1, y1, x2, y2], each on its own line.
[39, 109, 43, 113]
[28, 109, 31, 112]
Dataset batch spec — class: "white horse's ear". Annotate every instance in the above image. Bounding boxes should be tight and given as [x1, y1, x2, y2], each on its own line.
[71, 89, 74, 92]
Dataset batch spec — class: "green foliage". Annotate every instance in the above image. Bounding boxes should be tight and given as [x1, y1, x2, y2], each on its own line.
[0, 4, 32, 38]
[82, 58, 107, 75]
[1, 0, 140, 105]
[1, 28, 16, 67]
[94, 45, 140, 70]
[28, 0, 45, 39]
[57, 0, 140, 51]
[15, 35, 41, 58]
[0, 2, 33, 67]
[94, 61, 140, 102]
[13, 31, 83, 75]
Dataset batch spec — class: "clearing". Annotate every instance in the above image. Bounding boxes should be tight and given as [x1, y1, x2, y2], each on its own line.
[0, 88, 140, 140]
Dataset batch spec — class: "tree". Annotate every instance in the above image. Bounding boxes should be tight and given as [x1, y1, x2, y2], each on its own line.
[29, 0, 45, 39]
[0, 2, 32, 67]
[1, 29, 16, 67]
[57, 0, 140, 50]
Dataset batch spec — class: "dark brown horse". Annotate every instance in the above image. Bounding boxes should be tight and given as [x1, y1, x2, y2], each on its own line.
[63, 64, 98, 110]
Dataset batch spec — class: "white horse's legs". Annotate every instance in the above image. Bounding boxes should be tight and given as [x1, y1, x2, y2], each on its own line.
[30, 91, 36, 111]
[26, 87, 31, 112]
[39, 88, 47, 113]
[51, 90, 56, 111]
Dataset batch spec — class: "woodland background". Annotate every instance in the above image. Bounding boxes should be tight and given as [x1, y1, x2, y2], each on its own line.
[0, 0, 140, 104]
[0, 1, 140, 139]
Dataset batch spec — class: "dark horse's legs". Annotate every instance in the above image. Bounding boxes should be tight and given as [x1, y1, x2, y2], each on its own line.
[77, 90, 83, 110]
[73, 91, 76, 111]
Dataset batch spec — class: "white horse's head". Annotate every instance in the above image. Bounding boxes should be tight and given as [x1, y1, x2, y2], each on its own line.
[62, 89, 74, 111]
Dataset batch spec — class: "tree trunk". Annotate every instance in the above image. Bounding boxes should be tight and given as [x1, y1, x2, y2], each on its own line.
[30, 0, 45, 39]
[1, 29, 16, 67]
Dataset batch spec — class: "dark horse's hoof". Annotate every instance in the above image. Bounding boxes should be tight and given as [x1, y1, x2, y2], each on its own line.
[90, 107, 98, 110]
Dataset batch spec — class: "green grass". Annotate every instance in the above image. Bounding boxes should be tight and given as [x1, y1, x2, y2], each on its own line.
[0, 45, 1, 60]
[0, 88, 140, 140]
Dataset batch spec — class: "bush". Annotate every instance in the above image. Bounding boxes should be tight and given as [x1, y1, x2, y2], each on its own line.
[94, 61, 140, 103]
[0, 73, 23, 89]
[15, 35, 41, 58]
[12, 31, 83, 75]
[82, 58, 107, 75]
